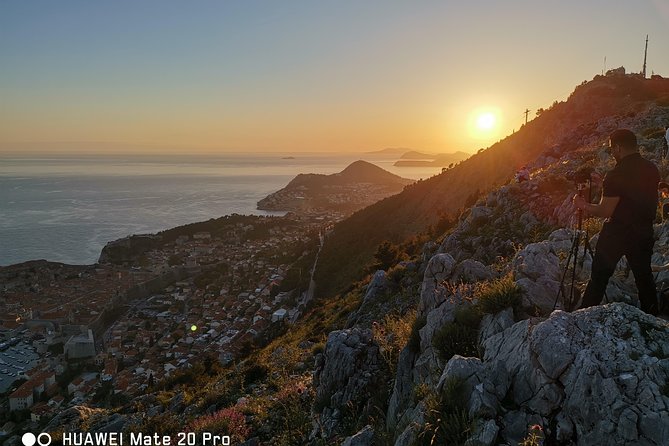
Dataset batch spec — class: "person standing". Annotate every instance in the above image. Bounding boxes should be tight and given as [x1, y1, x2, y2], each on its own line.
[665, 125, 669, 158]
[573, 129, 660, 315]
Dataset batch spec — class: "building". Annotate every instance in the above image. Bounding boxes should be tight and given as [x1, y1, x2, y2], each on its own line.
[64, 329, 96, 359]
[8, 371, 56, 411]
[9, 384, 34, 411]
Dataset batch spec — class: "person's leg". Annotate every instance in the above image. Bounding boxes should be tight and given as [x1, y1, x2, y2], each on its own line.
[580, 227, 624, 309]
[626, 228, 658, 315]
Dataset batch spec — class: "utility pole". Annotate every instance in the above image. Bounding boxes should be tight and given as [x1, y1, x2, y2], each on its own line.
[642, 34, 648, 78]
[524, 108, 530, 125]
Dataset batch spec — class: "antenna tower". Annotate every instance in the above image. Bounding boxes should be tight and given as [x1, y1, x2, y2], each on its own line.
[642, 34, 648, 78]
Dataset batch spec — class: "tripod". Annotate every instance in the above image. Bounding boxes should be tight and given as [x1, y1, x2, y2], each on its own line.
[553, 182, 603, 311]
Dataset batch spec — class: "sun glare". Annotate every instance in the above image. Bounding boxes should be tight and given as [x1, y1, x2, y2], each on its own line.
[476, 112, 496, 131]
[467, 107, 502, 141]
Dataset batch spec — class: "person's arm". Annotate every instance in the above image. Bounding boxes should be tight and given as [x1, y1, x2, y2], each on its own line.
[573, 195, 619, 218]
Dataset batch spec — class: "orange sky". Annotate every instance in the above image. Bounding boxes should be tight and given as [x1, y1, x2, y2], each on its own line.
[2, 1, 668, 155]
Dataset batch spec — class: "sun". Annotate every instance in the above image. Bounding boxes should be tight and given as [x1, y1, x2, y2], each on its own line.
[476, 112, 496, 131]
[467, 107, 502, 141]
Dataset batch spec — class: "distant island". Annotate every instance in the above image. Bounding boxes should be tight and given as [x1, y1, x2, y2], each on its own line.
[363, 147, 472, 167]
[257, 160, 413, 214]
[364, 147, 413, 155]
[393, 150, 471, 167]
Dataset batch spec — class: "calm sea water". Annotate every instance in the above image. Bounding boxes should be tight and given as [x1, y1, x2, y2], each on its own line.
[0, 153, 439, 266]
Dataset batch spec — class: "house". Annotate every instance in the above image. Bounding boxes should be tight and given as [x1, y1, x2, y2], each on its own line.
[9, 384, 34, 411]
[30, 402, 53, 422]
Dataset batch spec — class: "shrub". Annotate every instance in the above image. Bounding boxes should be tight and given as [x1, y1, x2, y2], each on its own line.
[520, 424, 545, 446]
[432, 322, 480, 363]
[416, 377, 474, 446]
[373, 311, 416, 375]
[189, 407, 250, 443]
[453, 305, 482, 329]
[475, 275, 523, 314]
[373, 241, 406, 271]
[431, 305, 482, 363]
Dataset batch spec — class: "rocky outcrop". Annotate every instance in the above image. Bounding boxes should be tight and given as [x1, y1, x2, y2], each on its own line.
[312, 328, 388, 441]
[393, 303, 669, 445]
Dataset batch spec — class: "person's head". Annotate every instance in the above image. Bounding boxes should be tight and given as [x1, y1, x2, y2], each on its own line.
[608, 129, 638, 161]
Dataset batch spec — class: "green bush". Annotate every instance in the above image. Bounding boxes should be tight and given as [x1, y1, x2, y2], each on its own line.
[431, 305, 482, 363]
[453, 305, 482, 329]
[432, 322, 480, 363]
[476, 275, 523, 314]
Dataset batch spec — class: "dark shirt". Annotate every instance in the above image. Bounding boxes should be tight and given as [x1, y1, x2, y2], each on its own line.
[603, 153, 660, 226]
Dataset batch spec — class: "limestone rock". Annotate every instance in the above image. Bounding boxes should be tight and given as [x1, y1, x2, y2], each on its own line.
[452, 259, 494, 284]
[347, 270, 387, 326]
[419, 253, 456, 316]
[340, 425, 374, 446]
[482, 303, 669, 445]
[364, 270, 387, 302]
[313, 328, 388, 440]
[479, 308, 515, 344]
[465, 419, 500, 446]
[512, 241, 561, 283]
[386, 346, 419, 432]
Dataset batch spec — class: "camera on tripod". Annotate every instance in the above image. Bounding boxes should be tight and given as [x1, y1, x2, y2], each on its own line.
[568, 166, 594, 185]
[567, 166, 595, 201]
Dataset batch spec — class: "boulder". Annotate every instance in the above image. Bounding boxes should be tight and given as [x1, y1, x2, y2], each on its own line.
[484, 303, 669, 445]
[418, 253, 456, 316]
[452, 259, 495, 284]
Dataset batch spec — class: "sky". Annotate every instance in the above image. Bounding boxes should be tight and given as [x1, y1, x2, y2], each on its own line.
[1, 0, 669, 155]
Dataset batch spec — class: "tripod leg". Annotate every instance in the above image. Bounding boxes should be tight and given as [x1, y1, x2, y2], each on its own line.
[568, 232, 582, 311]
[554, 229, 579, 311]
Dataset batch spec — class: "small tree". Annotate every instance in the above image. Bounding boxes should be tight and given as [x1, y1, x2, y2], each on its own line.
[373, 241, 403, 271]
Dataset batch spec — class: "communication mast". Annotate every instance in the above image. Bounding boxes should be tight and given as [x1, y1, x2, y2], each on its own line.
[642, 34, 648, 78]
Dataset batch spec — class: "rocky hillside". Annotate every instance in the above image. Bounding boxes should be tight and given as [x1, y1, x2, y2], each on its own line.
[314, 73, 669, 299]
[257, 160, 412, 213]
[310, 73, 669, 445]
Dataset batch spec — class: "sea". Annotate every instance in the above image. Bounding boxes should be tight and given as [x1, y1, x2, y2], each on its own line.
[0, 340, 40, 393]
[0, 153, 440, 266]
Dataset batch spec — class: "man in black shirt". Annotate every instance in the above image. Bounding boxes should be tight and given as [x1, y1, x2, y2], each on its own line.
[574, 129, 660, 315]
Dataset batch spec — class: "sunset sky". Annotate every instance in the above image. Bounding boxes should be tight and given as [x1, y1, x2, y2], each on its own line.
[1, 1, 668, 154]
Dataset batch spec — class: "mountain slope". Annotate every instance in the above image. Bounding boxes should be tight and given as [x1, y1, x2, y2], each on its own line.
[314, 74, 669, 298]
